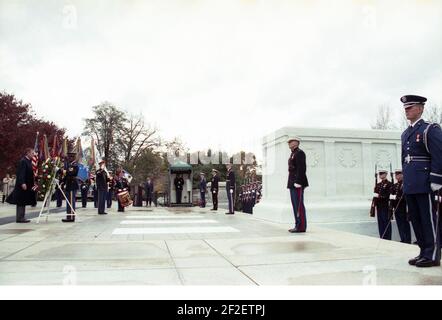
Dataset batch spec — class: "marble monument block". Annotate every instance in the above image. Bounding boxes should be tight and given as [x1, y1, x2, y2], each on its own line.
[254, 127, 402, 223]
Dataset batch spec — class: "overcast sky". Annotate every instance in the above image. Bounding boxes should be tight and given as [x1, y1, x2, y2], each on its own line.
[1, 0, 441, 156]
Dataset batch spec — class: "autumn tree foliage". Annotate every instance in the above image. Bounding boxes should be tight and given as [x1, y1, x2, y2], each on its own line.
[0, 92, 67, 178]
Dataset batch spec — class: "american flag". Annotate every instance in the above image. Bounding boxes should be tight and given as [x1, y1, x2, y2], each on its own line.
[32, 132, 39, 178]
[31, 132, 40, 192]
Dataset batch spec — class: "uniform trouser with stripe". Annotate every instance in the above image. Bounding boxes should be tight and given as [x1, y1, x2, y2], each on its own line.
[395, 211, 412, 244]
[376, 205, 392, 240]
[227, 189, 235, 213]
[289, 187, 307, 232]
[406, 194, 441, 261]
[212, 192, 218, 210]
[176, 190, 182, 204]
[66, 190, 76, 221]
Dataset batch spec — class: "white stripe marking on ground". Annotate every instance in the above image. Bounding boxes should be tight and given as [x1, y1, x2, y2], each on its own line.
[125, 215, 205, 219]
[121, 220, 218, 225]
[112, 226, 240, 235]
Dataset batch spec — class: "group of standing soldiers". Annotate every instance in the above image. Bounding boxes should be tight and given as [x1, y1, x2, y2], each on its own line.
[239, 182, 262, 214]
[371, 168, 412, 244]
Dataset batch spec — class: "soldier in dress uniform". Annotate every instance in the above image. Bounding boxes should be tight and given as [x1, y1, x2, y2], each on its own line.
[390, 169, 411, 244]
[199, 173, 207, 208]
[210, 169, 219, 211]
[373, 170, 393, 240]
[115, 169, 130, 213]
[239, 185, 245, 212]
[62, 151, 79, 223]
[226, 164, 236, 215]
[174, 174, 184, 204]
[287, 137, 309, 233]
[401, 95, 442, 268]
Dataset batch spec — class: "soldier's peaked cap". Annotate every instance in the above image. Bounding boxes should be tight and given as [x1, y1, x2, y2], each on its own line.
[378, 170, 388, 174]
[287, 136, 301, 143]
[401, 95, 427, 108]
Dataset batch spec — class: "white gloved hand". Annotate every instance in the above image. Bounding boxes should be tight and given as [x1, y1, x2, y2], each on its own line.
[294, 183, 302, 188]
[431, 183, 442, 192]
[230, 189, 234, 194]
[373, 193, 379, 198]
[389, 195, 397, 200]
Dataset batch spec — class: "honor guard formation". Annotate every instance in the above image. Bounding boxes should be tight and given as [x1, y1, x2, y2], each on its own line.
[3, 94, 441, 270]
[370, 95, 442, 268]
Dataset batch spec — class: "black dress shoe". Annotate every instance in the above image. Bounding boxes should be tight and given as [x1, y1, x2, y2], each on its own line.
[225, 212, 234, 215]
[416, 258, 441, 268]
[289, 228, 306, 233]
[16, 220, 31, 223]
[408, 256, 422, 266]
[99, 212, 108, 215]
[62, 218, 75, 223]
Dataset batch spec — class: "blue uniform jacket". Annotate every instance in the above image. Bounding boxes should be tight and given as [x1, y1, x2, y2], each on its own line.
[401, 119, 442, 194]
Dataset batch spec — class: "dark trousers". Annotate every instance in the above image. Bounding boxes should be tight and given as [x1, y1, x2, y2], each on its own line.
[146, 195, 153, 207]
[93, 189, 97, 208]
[2, 194, 5, 203]
[395, 211, 412, 244]
[66, 189, 76, 221]
[406, 194, 440, 261]
[118, 199, 125, 212]
[176, 190, 182, 204]
[289, 188, 307, 232]
[106, 191, 113, 208]
[55, 188, 63, 207]
[81, 190, 88, 208]
[200, 192, 206, 208]
[98, 189, 106, 214]
[227, 189, 235, 213]
[16, 206, 26, 222]
[212, 191, 218, 210]
[376, 205, 391, 240]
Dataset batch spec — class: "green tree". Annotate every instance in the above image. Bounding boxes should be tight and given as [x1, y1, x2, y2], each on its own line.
[82, 102, 126, 170]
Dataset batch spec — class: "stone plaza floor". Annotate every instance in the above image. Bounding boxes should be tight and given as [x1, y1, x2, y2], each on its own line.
[0, 203, 441, 285]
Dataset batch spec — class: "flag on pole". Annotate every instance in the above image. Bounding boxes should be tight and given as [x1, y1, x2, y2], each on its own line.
[51, 135, 58, 159]
[75, 137, 84, 163]
[61, 138, 68, 159]
[43, 134, 50, 160]
[89, 138, 96, 167]
[32, 132, 40, 178]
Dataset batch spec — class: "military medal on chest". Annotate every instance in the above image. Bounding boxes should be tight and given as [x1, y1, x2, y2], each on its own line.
[416, 134, 421, 143]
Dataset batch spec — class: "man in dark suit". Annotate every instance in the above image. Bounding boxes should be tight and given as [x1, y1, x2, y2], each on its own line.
[7, 148, 36, 223]
[199, 173, 207, 208]
[287, 137, 309, 233]
[225, 164, 236, 215]
[62, 151, 79, 223]
[95, 159, 109, 215]
[401, 95, 442, 268]
[174, 174, 184, 204]
[144, 178, 154, 207]
[210, 169, 219, 211]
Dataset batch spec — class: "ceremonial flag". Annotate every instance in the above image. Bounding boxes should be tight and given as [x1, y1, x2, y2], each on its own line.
[61, 138, 68, 158]
[39, 136, 45, 162]
[89, 138, 96, 167]
[43, 134, 50, 160]
[51, 134, 58, 159]
[32, 132, 40, 178]
[75, 137, 84, 163]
